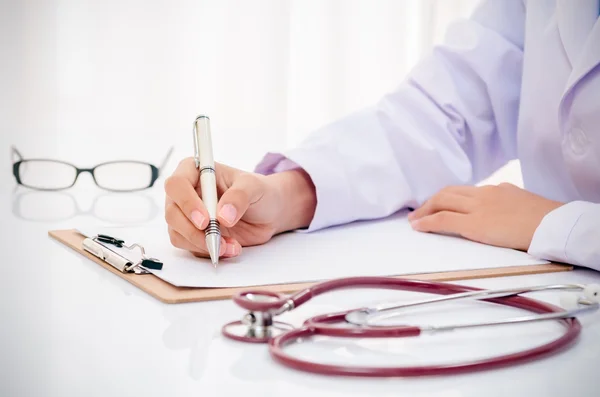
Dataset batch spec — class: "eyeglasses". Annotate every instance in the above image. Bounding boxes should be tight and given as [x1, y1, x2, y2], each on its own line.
[11, 146, 173, 192]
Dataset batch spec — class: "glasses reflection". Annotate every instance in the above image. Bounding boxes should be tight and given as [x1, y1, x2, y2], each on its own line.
[12, 190, 159, 224]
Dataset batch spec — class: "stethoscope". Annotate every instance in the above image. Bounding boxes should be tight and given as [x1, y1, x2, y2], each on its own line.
[221, 277, 600, 377]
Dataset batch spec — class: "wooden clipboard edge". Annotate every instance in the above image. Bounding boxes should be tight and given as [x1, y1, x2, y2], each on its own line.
[48, 228, 573, 304]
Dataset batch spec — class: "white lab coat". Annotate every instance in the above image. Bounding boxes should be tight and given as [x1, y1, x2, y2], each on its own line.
[256, 0, 600, 271]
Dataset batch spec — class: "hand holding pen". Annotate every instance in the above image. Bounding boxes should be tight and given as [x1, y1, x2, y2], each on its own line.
[163, 116, 317, 264]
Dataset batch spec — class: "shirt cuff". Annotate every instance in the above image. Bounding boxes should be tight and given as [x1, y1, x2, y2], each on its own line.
[255, 146, 357, 232]
[255, 154, 301, 175]
[528, 201, 600, 269]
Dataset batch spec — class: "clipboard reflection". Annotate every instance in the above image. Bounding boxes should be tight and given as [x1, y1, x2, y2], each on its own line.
[12, 190, 159, 224]
[75, 250, 218, 381]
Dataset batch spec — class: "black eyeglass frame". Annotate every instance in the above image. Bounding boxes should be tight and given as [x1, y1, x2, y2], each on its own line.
[11, 146, 173, 192]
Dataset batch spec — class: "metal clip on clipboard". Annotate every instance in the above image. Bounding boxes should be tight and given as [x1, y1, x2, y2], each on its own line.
[82, 234, 163, 274]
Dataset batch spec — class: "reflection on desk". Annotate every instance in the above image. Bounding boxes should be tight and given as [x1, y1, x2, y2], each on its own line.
[36, 226, 600, 397]
[75, 251, 221, 381]
[11, 190, 159, 224]
[161, 304, 224, 380]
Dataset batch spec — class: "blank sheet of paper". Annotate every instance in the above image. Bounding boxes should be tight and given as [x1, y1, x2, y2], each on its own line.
[79, 212, 548, 288]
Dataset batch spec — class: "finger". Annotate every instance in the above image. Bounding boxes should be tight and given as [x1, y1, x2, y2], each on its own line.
[169, 227, 208, 255]
[409, 193, 474, 221]
[221, 236, 243, 257]
[194, 236, 241, 258]
[441, 185, 478, 197]
[165, 199, 226, 255]
[217, 173, 264, 227]
[410, 211, 468, 236]
[164, 158, 209, 230]
[169, 228, 240, 259]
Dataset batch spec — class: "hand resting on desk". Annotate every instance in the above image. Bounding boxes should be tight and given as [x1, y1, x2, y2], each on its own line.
[164, 157, 317, 260]
[408, 183, 563, 252]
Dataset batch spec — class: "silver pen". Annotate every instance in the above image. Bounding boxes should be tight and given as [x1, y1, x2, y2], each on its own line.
[193, 115, 221, 267]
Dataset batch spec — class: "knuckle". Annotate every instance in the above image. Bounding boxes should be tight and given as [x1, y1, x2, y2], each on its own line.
[428, 194, 443, 208]
[214, 161, 226, 173]
[418, 216, 434, 230]
[180, 197, 199, 214]
[164, 202, 176, 224]
[472, 196, 484, 208]
[232, 186, 251, 204]
[238, 171, 256, 182]
[216, 162, 235, 185]
[432, 211, 448, 224]
[188, 228, 205, 247]
[163, 174, 184, 195]
[232, 174, 257, 200]
[478, 185, 494, 197]
[179, 157, 195, 168]
[168, 229, 183, 248]
[237, 172, 258, 187]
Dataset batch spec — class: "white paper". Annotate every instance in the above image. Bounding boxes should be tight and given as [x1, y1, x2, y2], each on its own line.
[78, 212, 548, 288]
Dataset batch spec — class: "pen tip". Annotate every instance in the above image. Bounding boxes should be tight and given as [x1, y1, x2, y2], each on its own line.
[206, 234, 220, 268]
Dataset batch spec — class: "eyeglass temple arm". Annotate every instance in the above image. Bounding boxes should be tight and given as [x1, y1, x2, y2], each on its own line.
[158, 146, 174, 173]
[11, 146, 23, 162]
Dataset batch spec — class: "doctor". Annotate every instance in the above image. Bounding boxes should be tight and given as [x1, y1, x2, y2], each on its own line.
[164, 0, 600, 271]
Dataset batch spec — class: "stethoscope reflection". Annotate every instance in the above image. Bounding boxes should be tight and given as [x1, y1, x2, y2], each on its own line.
[161, 304, 225, 380]
[160, 301, 389, 382]
[11, 189, 159, 224]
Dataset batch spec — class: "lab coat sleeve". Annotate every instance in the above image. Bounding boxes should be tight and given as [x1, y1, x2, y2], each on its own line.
[256, 0, 526, 232]
[528, 202, 600, 272]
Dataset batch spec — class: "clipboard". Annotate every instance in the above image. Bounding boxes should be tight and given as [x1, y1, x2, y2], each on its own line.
[48, 228, 573, 304]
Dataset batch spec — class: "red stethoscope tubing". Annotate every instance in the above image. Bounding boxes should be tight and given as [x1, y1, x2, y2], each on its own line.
[227, 277, 582, 377]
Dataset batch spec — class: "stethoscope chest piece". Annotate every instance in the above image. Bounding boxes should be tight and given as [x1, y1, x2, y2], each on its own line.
[222, 311, 294, 343]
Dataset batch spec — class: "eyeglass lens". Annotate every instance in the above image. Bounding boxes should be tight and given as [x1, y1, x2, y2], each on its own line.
[18, 161, 77, 190]
[93, 162, 154, 191]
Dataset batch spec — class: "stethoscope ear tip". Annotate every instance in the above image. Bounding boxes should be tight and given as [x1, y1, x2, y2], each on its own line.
[560, 284, 600, 310]
[583, 284, 600, 303]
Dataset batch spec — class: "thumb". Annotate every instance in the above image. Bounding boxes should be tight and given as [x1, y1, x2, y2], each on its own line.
[217, 173, 264, 227]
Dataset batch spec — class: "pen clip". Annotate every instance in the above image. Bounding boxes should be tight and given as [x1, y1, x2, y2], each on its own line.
[193, 117, 202, 169]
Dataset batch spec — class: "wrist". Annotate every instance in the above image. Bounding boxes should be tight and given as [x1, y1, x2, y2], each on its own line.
[267, 169, 317, 234]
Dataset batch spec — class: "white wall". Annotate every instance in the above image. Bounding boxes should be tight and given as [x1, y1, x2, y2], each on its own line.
[1, 0, 520, 191]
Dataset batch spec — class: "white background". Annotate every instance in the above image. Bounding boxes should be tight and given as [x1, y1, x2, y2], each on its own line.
[1, 4, 598, 396]
[1, 0, 521, 191]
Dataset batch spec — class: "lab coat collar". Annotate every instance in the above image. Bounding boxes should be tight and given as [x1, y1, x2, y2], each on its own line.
[557, 0, 600, 95]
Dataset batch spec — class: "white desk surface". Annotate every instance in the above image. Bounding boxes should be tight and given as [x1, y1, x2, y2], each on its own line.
[1, 186, 599, 397]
